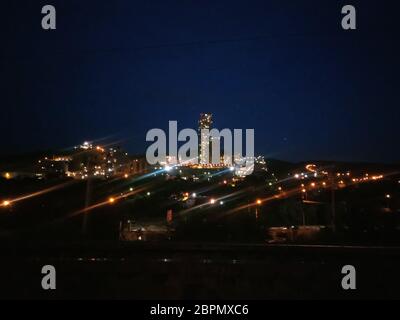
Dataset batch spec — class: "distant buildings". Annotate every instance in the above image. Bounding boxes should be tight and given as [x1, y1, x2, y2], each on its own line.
[37, 156, 72, 178]
[37, 141, 149, 179]
[127, 157, 148, 177]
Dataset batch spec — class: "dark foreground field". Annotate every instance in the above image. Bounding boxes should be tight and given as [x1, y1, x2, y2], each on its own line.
[0, 242, 400, 299]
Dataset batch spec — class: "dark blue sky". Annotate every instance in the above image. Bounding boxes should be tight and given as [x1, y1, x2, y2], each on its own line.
[1, 0, 399, 162]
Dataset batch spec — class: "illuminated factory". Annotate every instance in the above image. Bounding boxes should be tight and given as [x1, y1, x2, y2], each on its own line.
[36, 142, 149, 180]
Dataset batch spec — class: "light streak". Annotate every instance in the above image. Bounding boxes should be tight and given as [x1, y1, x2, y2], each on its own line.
[3, 180, 76, 206]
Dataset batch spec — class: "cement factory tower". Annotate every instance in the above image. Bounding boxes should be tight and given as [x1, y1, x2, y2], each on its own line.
[198, 113, 213, 164]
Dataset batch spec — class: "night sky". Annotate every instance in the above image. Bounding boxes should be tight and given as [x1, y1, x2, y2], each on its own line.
[1, 0, 399, 163]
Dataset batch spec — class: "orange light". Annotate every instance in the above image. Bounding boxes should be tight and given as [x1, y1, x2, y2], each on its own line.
[210, 198, 216, 204]
[124, 174, 129, 179]
[108, 197, 115, 204]
[5, 173, 11, 179]
[302, 189, 307, 193]
[256, 199, 262, 205]
[2, 200, 10, 207]
[310, 182, 316, 187]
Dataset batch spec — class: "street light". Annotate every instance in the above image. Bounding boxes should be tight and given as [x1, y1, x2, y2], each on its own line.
[108, 197, 115, 204]
[255, 199, 262, 220]
[2, 200, 10, 207]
